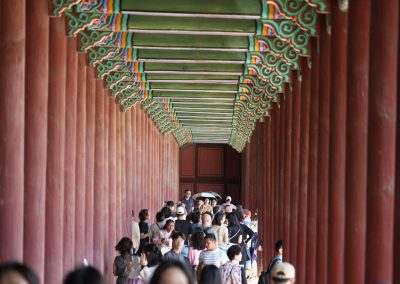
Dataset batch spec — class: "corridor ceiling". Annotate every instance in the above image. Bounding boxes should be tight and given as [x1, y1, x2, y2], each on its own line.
[54, 0, 329, 152]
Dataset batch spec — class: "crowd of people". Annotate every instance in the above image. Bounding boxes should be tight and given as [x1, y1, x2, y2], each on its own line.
[0, 191, 296, 284]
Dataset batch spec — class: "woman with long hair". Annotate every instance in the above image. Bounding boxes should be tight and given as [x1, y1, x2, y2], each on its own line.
[153, 219, 175, 255]
[138, 209, 151, 254]
[113, 237, 134, 284]
[227, 213, 242, 245]
[212, 211, 229, 249]
[187, 230, 206, 269]
[137, 244, 163, 283]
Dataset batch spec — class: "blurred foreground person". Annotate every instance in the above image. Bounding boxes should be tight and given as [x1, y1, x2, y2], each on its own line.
[270, 262, 295, 284]
[0, 262, 39, 284]
[198, 265, 222, 284]
[64, 266, 105, 284]
[149, 261, 193, 284]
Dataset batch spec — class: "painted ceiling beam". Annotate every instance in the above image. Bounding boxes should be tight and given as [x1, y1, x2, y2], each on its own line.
[172, 101, 233, 105]
[176, 112, 233, 116]
[138, 59, 245, 64]
[155, 97, 234, 101]
[128, 29, 255, 36]
[146, 70, 243, 75]
[148, 79, 238, 84]
[135, 46, 248, 52]
[152, 89, 237, 93]
[122, 11, 261, 20]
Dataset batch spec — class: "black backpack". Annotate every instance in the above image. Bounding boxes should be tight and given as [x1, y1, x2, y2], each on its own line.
[258, 256, 280, 284]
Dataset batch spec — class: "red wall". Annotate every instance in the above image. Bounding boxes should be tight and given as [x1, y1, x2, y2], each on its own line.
[179, 144, 241, 203]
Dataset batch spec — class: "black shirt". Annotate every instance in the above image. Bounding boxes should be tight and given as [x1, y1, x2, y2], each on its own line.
[174, 219, 192, 243]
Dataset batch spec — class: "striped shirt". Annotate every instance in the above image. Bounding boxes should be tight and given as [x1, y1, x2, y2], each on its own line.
[199, 248, 229, 268]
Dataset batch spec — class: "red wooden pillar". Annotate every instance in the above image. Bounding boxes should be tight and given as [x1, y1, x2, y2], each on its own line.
[23, 0, 48, 277]
[297, 58, 311, 284]
[366, 0, 398, 282]
[108, 100, 117, 265]
[260, 121, 267, 271]
[45, 16, 66, 284]
[138, 109, 143, 208]
[289, 71, 301, 265]
[145, 115, 149, 203]
[316, 16, 331, 284]
[305, 38, 320, 284]
[265, 118, 272, 264]
[269, 112, 275, 253]
[121, 110, 127, 235]
[125, 110, 133, 234]
[395, 65, 400, 284]
[85, 67, 95, 263]
[279, 96, 286, 240]
[283, 83, 292, 258]
[344, 2, 370, 283]
[94, 80, 105, 271]
[135, 107, 141, 215]
[63, 36, 78, 274]
[103, 92, 111, 282]
[0, 0, 25, 262]
[131, 106, 137, 215]
[395, 34, 400, 284]
[328, 2, 348, 284]
[75, 53, 87, 266]
[115, 110, 122, 237]
[274, 106, 280, 241]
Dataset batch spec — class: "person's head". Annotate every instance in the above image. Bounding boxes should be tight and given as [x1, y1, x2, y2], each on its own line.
[184, 190, 191, 199]
[171, 232, 185, 252]
[271, 262, 295, 284]
[195, 200, 203, 208]
[212, 206, 220, 215]
[204, 234, 217, 251]
[115, 237, 133, 255]
[204, 198, 210, 205]
[190, 211, 201, 224]
[141, 244, 163, 267]
[226, 213, 240, 227]
[275, 240, 283, 255]
[190, 230, 205, 250]
[212, 212, 225, 226]
[225, 196, 232, 203]
[149, 260, 194, 284]
[198, 265, 222, 284]
[224, 205, 233, 213]
[161, 206, 173, 219]
[176, 206, 186, 219]
[227, 245, 242, 262]
[166, 201, 175, 212]
[244, 209, 251, 219]
[235, 208, 244, 223]
[163, 219, 175, 232]
[201, 212, 213, 227]
[139, 209, 149, 222]
[64, 266, 105, 284]
[211, 199, 217, 207]
[0, 262, 39, 284]
[156, 211, 165, 223]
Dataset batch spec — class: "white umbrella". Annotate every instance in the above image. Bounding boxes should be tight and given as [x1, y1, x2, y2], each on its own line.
[208, 191, 222, 199]
[192, 192, 216, 200]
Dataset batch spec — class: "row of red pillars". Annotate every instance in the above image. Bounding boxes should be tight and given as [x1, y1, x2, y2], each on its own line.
[0, 1, 180, 283]
[242, 1, 399, 284]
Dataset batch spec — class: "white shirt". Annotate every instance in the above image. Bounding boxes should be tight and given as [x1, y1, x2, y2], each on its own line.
[199, 248, 229, 268]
